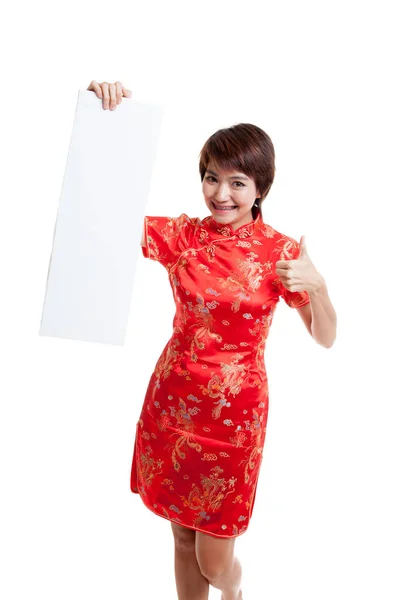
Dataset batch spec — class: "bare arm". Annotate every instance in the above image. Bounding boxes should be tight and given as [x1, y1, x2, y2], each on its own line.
[308, 278, 337, 348]
[297, 302, 312, 336]
[296, 278, 336, 348]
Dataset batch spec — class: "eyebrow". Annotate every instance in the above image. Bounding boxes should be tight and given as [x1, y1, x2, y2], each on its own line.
[205, 169, 250, 181]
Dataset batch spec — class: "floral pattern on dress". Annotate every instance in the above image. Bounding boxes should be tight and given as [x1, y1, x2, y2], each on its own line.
[131, 211, 310, 538]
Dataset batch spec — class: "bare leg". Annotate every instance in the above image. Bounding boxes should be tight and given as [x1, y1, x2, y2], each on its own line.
[195, 531, 243, 600]
[215, 557, 243, 600]
[171, 522, 210, 600]
[210, 556, 243, 600]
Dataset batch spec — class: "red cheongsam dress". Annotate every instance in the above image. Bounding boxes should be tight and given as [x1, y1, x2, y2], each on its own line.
[130, 210, 310, 538]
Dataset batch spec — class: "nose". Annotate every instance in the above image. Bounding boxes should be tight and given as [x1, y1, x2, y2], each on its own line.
[214, 182, 231, 202]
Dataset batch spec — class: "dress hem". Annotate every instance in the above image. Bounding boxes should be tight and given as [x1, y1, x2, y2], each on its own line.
[130, 486, 250, 539]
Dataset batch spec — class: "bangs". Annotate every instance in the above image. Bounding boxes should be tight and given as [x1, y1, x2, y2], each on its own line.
[203, 131, 250, 176]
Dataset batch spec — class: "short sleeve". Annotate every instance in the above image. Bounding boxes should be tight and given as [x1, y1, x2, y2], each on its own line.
[141, 213, 192, 269]
[274, 235, 311, 308]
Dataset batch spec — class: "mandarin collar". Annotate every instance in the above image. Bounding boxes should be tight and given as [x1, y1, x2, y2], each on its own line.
[201, 209, 263, 238]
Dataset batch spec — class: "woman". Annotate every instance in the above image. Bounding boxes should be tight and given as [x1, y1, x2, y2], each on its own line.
[87, 80, 337, 600]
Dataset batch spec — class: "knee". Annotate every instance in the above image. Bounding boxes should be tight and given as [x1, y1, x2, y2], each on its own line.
[195, 531, 236, 582]
[196, 553, 230, 582]
[171, 522, 196, 553]
[199, 564, 226, 583]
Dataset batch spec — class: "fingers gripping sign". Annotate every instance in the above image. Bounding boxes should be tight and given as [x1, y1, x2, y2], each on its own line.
[86, 80, 132, 110]
[276, 236, 323, 294]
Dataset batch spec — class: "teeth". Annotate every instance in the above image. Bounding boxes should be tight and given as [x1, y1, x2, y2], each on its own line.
[213, 202, 236, 210]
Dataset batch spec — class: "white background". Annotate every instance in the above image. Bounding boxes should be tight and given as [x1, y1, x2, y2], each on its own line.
[1, 1, 398, 599]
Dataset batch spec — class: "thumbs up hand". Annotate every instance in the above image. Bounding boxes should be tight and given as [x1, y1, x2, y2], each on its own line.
[275, 236, 324, 294]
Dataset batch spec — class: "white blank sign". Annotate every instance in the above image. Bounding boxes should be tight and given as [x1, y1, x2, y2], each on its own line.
[39, 90, 164, 345]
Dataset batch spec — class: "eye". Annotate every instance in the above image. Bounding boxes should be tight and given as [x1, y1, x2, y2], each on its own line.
[205, 176, 245, 187]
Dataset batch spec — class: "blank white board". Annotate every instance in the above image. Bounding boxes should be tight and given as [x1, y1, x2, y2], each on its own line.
[39, 90, 164, 345]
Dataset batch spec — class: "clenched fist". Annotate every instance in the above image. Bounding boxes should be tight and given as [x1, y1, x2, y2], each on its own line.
[276, 236, 324, 294]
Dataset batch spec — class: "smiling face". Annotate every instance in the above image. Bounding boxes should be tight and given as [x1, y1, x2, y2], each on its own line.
[202, 161, 261, 230]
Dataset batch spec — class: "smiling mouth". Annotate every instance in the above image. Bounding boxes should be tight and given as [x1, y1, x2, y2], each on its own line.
[212, 202, 237, 211]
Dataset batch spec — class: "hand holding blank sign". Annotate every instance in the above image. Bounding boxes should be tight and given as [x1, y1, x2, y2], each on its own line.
[39, 84, 164, 344]
[87, 80, 132, 111]
[86, 80, 145, 247]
